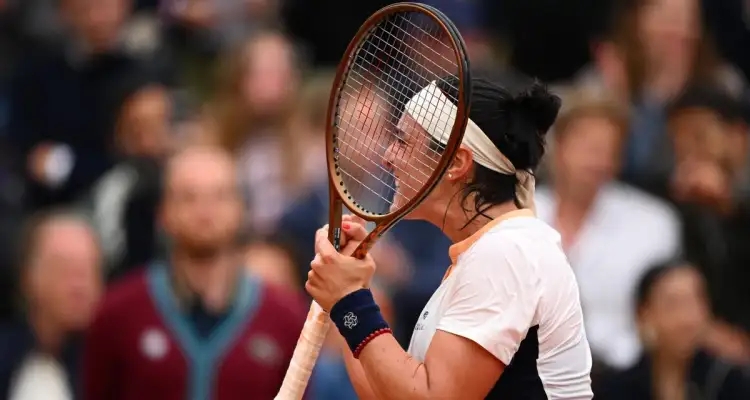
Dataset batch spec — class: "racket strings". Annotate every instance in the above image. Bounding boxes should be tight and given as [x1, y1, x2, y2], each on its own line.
[334, 11, 459, 215]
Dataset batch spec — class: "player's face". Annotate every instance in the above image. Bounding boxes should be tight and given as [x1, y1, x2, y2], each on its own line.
[384, 113, 441, 212]
[162, 151, 243, 256]
[336, 92, 396, 213]
[554, 115, 623, 191]
[338, 94, 389, 175]
[640, 267, 709, 358]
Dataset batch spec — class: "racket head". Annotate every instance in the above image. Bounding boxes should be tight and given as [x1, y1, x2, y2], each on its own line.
[326, 2, 472, 227]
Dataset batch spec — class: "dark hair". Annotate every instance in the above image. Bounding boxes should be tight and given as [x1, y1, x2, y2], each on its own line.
[434, 71, 561, 216]
[635, 259, 695, 310]
[667, 84, 749, 124]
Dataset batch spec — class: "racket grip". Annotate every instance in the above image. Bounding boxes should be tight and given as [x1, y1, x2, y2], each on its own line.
[274, 301, 331, 400]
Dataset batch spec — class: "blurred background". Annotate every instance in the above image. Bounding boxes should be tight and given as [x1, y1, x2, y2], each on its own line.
[0, 0, 749, 399]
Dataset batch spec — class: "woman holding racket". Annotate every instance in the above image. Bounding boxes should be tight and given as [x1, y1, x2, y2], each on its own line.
[305, 75, 594, 399]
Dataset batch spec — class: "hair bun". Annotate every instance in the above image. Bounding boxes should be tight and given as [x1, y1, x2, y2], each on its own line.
[511, 81, 562, 135]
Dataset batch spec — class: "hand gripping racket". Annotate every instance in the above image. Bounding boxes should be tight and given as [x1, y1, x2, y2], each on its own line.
[274, 3, 471, 399]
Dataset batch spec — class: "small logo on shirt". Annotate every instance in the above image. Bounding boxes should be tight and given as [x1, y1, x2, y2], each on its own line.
[422, 311, 429, 320]
[343, 312, 358, 329]
[140, 328, 169, 361]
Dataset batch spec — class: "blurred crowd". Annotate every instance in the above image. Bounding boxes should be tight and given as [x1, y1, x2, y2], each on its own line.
[0, 0, 749, 399]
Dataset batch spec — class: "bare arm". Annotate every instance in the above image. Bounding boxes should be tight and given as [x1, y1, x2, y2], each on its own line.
[338, 337, 380, 400]
[356, 330, 504, 400]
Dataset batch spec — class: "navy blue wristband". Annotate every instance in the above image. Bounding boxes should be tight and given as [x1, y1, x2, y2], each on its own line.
[330, 289, 390, 358]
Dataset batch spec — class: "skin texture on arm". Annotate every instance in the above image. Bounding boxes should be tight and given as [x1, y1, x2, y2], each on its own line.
[338, 337, 379, 400]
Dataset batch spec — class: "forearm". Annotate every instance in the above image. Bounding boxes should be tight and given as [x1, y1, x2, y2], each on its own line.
[331, 289, 431, 400]
[339, 342, 380, 400]
[358, 333, 430, 400]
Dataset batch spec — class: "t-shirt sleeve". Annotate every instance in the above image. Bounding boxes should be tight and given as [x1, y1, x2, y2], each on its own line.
[436, 235, 541, 365]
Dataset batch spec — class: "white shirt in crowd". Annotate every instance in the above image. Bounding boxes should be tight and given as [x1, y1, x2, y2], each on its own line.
[9, 352, 72, 400]
[535, 182, 681, 369]
[408, 210, 593, 399]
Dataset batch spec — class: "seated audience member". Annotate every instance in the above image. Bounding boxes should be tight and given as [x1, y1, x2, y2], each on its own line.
[83, 77, 173, 281]
[536, 87, 682, 370]
[81, 145, 307, 400]
[665, 85, 750, 355]
[0, 210, 103, 400]
[576, 0, 746, 188]
[597, 261, 750, 400]
[200, 30, 303, 237]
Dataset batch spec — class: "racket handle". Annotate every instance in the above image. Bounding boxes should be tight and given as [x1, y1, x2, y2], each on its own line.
[274, 301, 331, 400]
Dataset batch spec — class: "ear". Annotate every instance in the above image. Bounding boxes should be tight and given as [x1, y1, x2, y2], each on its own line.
[445, 146, 474, 182]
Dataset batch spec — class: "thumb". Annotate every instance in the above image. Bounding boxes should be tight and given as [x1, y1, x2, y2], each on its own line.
[316, 232, 339, 262]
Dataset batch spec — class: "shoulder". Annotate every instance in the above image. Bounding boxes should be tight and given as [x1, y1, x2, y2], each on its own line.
[460, 217, 562, 270]
[451, 218, 562, 296]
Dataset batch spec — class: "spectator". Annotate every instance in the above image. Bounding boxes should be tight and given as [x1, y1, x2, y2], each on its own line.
[6, 0, 160, 211]
[597, 261, 750, 399]
[0, 209, 103, 400]
[579, 0, 746, 188]
[82, 77, 173, 280]
[536, 87, 682, 370]
[81, 145, 306, 400]
[665, 85, 750, 351]
[200, 30, 303, 236]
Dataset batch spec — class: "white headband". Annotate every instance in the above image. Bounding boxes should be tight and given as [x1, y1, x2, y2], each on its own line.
[403, 81, 536, 213]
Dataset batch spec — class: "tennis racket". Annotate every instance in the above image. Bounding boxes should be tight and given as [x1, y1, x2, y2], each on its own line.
[274, 3, 470, 399]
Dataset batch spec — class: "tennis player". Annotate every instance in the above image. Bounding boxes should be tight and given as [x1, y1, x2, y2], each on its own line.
[305, 75, 593, 399]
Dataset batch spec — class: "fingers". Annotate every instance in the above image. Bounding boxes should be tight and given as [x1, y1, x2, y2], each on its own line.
[316, 218, 369, 254]
[342, 214, 367, 227]
[315, 232, 339, 263]
[342, 220, 368, 242]
[305, 269, 320, 302]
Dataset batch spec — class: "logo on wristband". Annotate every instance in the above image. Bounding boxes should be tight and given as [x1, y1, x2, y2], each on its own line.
[343, 312, 358, 329]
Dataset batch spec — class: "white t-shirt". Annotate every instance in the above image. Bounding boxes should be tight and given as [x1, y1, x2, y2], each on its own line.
[536, 183, 681, 368]
[9, 352, 72, 400]
[407, 211, 593, 399]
